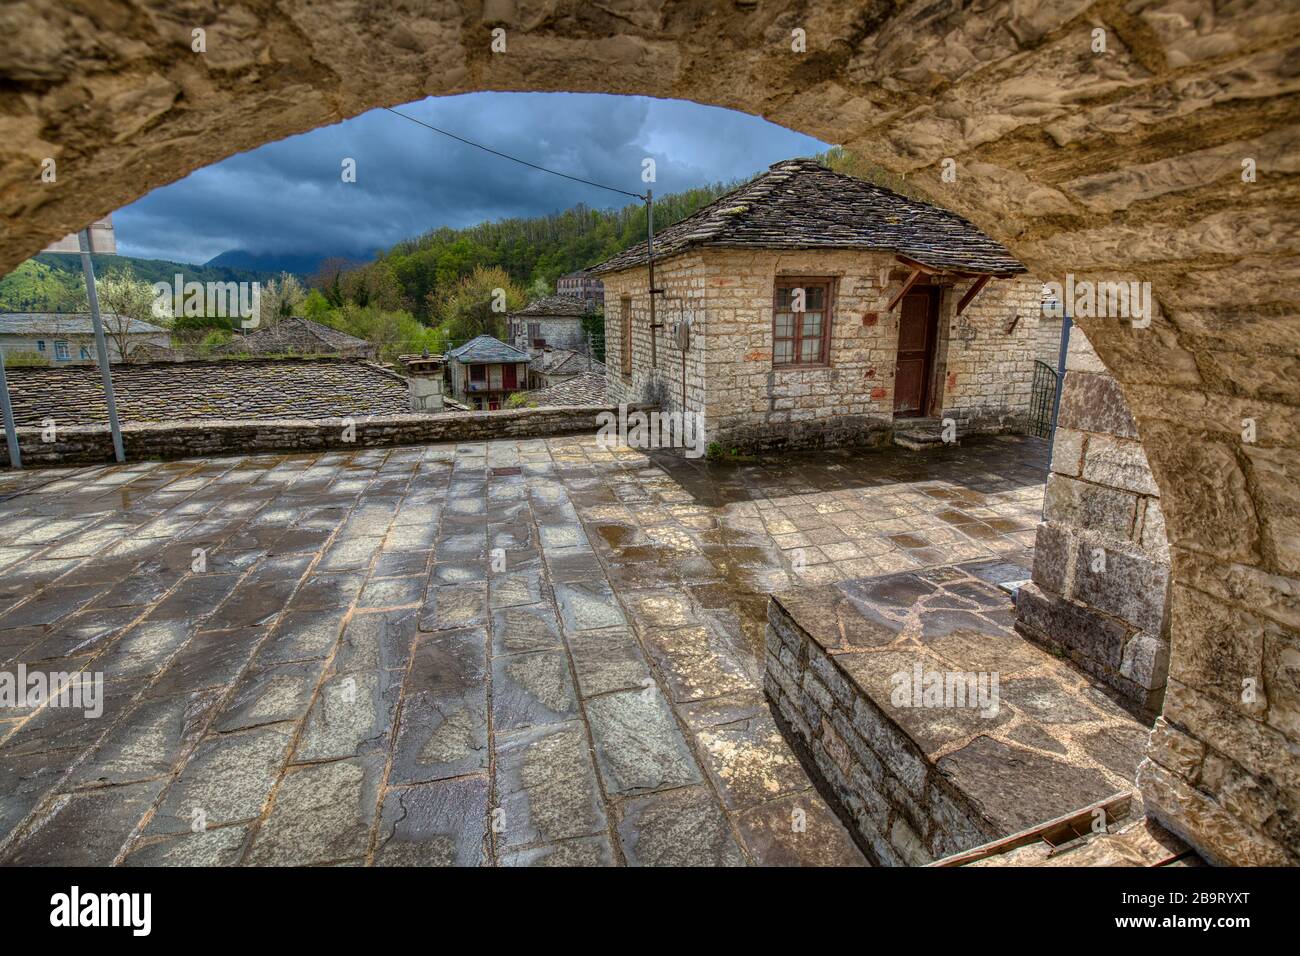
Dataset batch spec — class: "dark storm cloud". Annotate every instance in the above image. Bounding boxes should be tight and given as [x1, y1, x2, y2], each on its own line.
[112, 92, 826, 266]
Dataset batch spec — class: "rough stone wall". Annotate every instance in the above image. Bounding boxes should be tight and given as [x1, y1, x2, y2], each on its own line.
[604, 249, 1042, 450]
[765, 599, 997, 865]
[0, 404, 627, 468]
[934, 273, 1043, 433]
[601, 252, 707, 417]
[512, 316, 585, 351]
[2, 0, 1297, 867]
[1016, 329, 1172, 713]
[1036, 315, 1065, 368]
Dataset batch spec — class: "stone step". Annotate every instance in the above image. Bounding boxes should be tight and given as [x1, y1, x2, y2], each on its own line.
[893, 430, 947, 451]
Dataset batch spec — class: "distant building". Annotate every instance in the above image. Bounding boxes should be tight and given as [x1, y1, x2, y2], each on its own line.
[0, 312, 169, 363]
[555, 270, 604, 311]
[527, 346, 605, 389]
[528, 372, 607, 407]
[508, 293, 590, 352]
[446, 334, 531, 411]
[217, 316, 375, 359]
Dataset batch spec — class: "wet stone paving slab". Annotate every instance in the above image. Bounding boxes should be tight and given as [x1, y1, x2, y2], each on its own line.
[0, 435, 1046, 866]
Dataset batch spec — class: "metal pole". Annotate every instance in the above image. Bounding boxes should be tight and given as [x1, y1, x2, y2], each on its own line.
[646, 189, 657, 370]
[1044, 311, 1072, 469]
[0, 347, 21, 469]
[78, 228, 125, 463]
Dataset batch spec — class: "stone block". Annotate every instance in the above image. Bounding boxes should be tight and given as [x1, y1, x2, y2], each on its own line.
[1015, 582, 1128, 671]
[1167, 585, 1266, 718]
[1049, 427, 1084, 476]
[1081, 434, 1159, 496]
[1029, 520, 1072, 596]
[1057, 371, 1138, 439]
[1043, 474, 1137, 541]
[1161, 679, 1299, 797]
[1144, 717, 1205, 779]
[1120, 633, 1170, 692]
[1138, 759, 1295, 866]
[851, 697, 928, 794]
[1071, 540, 1169, 634]
[888, 814, 932, 866]
[1262, 626, 1300, 742]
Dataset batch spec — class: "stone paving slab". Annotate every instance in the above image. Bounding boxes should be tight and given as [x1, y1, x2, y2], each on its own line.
[0, 434, 1047, 865]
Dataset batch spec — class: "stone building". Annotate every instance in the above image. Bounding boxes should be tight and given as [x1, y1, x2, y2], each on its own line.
[592, 159, 1043, 451]
[217, 315, 375, 359]
[508, 293, 591, 352]
[555, 269, 604, 311]
[0, 311, 170, 363]
[445, 334, 531, 410]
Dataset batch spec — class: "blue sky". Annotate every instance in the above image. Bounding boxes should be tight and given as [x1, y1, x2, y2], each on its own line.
[114, 92, 826, 266]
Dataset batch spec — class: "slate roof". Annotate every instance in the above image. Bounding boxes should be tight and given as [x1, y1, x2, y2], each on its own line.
[217, 316, 375, 358]
[590, 158, 1025, 276]
[529, 372, 608, 406]
[0, 358, 410, 427]
[447, 334, 531, 364]
[531, 347, 605, 378]
[508, 294, 589, 318]
[0, 312, 166, 336]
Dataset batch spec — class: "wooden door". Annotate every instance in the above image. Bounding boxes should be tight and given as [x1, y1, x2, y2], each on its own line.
[502, 362, 518, 390]
[893, 286, 939, 417]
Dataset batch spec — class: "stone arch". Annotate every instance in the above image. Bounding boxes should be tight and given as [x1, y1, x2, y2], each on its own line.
[3, 2, 1296, 864]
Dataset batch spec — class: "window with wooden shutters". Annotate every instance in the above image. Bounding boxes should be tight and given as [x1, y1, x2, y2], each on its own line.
[773, 278, 832, 367]
[620, 294, 633, 377]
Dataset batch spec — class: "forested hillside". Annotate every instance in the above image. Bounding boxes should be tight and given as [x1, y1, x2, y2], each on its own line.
[0, 254, 279, 313]
[376, 181, 737, 321]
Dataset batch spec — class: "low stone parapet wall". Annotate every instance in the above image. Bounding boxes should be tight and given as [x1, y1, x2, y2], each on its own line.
[0, 404, 628, 468]
[764, 562, 1147, 866]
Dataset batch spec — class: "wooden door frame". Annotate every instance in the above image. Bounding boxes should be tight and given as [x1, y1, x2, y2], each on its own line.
[894, 283, 941, 418]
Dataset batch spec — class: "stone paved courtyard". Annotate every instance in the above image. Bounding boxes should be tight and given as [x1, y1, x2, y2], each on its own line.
[0, 434, 1046, 866]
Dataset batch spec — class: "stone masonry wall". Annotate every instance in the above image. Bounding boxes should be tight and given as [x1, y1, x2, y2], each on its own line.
[602, 251, 707, 421]
[765, 599, 997, 865]
[603, 249, 1042, 451]
[511, 316, 586, 351]
[1036, 314, 1064, 368]
[0, 404, 629, 468]
[1015, 330, 1171, 713]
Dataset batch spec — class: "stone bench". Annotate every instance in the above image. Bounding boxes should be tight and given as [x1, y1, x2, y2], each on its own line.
[764, 559, 1153, 866]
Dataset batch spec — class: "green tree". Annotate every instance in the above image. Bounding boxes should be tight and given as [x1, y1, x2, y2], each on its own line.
[90, 266, 171, 359]
[258, 272, 307, 325]
[432, 265, 526, 346]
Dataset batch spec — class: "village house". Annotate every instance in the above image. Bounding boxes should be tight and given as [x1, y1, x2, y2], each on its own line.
[508, 292, 592, 352]
[591, 158, 1045, 451]
[555, 268, 604, 311]
[445, 334, 531, 410]
[527, 346, 605, 390]
[217, 315, 376, 359]
[0, 311, 170, 363]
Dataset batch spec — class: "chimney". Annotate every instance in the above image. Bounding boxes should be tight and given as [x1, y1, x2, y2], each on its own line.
[404, 355, 445, 412]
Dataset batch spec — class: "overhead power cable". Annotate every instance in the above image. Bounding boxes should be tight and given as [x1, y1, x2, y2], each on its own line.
[383, 107, 647, 201]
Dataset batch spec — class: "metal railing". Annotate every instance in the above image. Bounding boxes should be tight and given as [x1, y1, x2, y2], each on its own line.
[1028, 360, 1059, 439]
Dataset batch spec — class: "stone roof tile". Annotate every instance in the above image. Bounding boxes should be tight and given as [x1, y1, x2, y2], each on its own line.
[591, 158, 1025, 276]
[1, 357, 410, 426]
